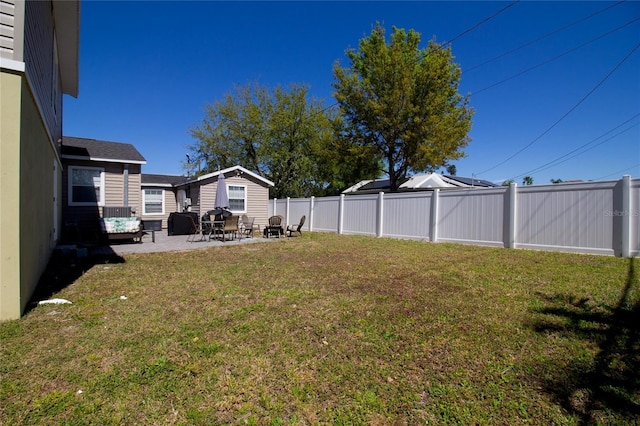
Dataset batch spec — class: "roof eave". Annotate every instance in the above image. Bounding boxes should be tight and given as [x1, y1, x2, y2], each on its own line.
[52, 0, 80, 97]
[187, 165, 274, 187]
[61, 154, 147, 165]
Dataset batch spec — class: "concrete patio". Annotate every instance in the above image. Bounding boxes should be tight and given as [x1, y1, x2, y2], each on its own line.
[92, 230, 280, 256]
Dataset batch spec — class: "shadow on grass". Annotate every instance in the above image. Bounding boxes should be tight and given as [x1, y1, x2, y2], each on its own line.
[25, 245, 125, 315]
[531, 258, 639, 424]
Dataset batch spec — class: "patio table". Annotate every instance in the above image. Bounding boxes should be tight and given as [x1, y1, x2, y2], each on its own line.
[202, 220, 224, 241]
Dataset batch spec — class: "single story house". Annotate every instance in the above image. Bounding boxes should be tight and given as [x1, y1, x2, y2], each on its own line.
[60, 138, 274, 237]
[142, 166, 274, 231]
[1, 0, 79, 321]
[60, 136, 146, 241]
[342, 173, 497, 194]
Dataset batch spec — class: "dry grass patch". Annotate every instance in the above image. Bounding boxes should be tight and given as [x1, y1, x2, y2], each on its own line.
[1, 233, 638, 424]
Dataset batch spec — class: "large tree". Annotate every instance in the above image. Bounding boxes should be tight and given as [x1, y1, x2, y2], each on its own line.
[333, 24, 474, 191]
[189, 83, 377, 198]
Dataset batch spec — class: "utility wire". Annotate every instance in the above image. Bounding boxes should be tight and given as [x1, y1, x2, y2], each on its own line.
[464, 0, 626, 73]
[472, 17, 640, 95]
[595, 164, 640, 181]
[443, 1, 520, 46]
[476, 41, 640, 177]
[507, 115, 640, 180]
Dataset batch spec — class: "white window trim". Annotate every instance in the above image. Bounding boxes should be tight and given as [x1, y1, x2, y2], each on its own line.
[142, 188, 165, 215]
[228, 184, 247, 214]
[68, 166, 105, 206]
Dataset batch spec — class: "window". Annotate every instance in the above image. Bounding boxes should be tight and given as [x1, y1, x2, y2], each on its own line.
[143, 189, 164, 215]
[68, 166, 104, 206]
[228, 185, 246, 213]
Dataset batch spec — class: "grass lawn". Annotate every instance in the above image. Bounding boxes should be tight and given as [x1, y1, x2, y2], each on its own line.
[1, 233, 638, 425]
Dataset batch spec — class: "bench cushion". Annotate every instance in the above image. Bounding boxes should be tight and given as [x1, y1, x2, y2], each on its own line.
[100, 217, 141, 233]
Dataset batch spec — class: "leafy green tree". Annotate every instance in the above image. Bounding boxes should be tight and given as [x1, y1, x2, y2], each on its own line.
[522, 176, 534, 186]
[333, 23, 474, 192]
[502, 179, 515, 186]
[189, 83, 377, 198]
[445, 164, 457, 176]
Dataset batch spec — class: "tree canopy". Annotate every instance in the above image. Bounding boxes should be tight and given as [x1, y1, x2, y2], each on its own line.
[333, 24, 474, 191]
[188, 83, 379, 198]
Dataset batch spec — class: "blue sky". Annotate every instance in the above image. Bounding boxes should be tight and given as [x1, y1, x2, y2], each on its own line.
[63, 1, 640, 185]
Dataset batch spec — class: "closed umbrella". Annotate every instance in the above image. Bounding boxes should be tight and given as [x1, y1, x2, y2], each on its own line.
[214, 173, 231, 217]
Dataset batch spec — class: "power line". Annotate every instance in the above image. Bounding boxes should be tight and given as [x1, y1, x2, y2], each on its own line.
[464, 0, 626, 74]
[443, 1, 521, 46]
[507, 114, 640, 180]
[471, 16, 640, 95]
[476, 41, 640, 177]
[594, 164, 640, 181]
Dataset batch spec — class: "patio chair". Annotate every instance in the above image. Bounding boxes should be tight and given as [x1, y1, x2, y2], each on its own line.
[221, 215, 239, 242]
[264, 215, 284, 238]
[286, 215, 306, 237]
[241, 215, 256, 238]
[186, 215, 204, 242]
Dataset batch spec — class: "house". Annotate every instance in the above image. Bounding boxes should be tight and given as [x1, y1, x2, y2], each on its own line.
[60, 136, 147, 241]
[342, 173, 497, 194]
[60, 137, 273, 234]
[0, 0, 80, 320]
[141, 173, 189, 230]
[142, 166, 275, 231]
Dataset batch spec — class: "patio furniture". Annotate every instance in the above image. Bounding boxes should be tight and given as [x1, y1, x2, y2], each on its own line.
[100, 217, 143, 243]
[186, 215, 204, 242]
[286, 215, 306, 237]
[240, 215, 256, 238]
[220, 215, 240, 242]
[168, 212, 199, 235]
[264, 215, 284, 238]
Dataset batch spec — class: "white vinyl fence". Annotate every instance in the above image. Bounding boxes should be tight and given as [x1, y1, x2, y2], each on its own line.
[269, 176, 639, 257]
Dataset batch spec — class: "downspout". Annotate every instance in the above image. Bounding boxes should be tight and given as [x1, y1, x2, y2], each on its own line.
[123, 164, 129, 207]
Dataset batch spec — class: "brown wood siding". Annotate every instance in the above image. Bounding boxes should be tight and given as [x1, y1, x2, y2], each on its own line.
[23, 0, 62, 144]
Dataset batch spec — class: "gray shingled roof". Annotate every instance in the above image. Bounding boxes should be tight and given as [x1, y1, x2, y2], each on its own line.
[142, 174, 189, 186]
[61, 136, 146, 163]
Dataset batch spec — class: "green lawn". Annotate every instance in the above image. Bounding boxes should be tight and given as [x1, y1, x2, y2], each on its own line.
[1, 233, 638, 425]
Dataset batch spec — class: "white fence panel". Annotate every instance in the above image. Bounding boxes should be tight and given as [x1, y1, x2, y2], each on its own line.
[383, 192, 432, 240]
[287, 198, 311, 230]
[517, 182, 615, 255]
[268, 176, 638, 257]
[313, 196, 340, 232]
[342, 194, 378, 236]
[438, 188, 506, 246]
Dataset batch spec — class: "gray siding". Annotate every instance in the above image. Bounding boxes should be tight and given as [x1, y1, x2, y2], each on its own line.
[140, 187, 176, 230]
[0, 0, 22, 57]
[23, 0, 62, 144]
[62, 160, 144, 240]
[194, 173, 270, 228]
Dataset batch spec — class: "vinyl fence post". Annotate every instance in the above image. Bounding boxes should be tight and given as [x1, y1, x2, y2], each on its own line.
[430, 189, 439, 242]
[272, 198, 277, 215]
[286, 197, 291, 227]
[309, 196, 314, 232]
[338, 194, 345, 235]
[377, 192, 384, 237]
[621, 175, 631, 258]
[506, 183, 517, 249]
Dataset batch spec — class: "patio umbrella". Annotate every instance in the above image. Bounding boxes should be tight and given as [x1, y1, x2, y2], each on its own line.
[214, 173, 231, 217]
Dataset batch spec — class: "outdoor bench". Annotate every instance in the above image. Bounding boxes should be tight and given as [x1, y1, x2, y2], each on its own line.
[100, 217, 143, 243]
